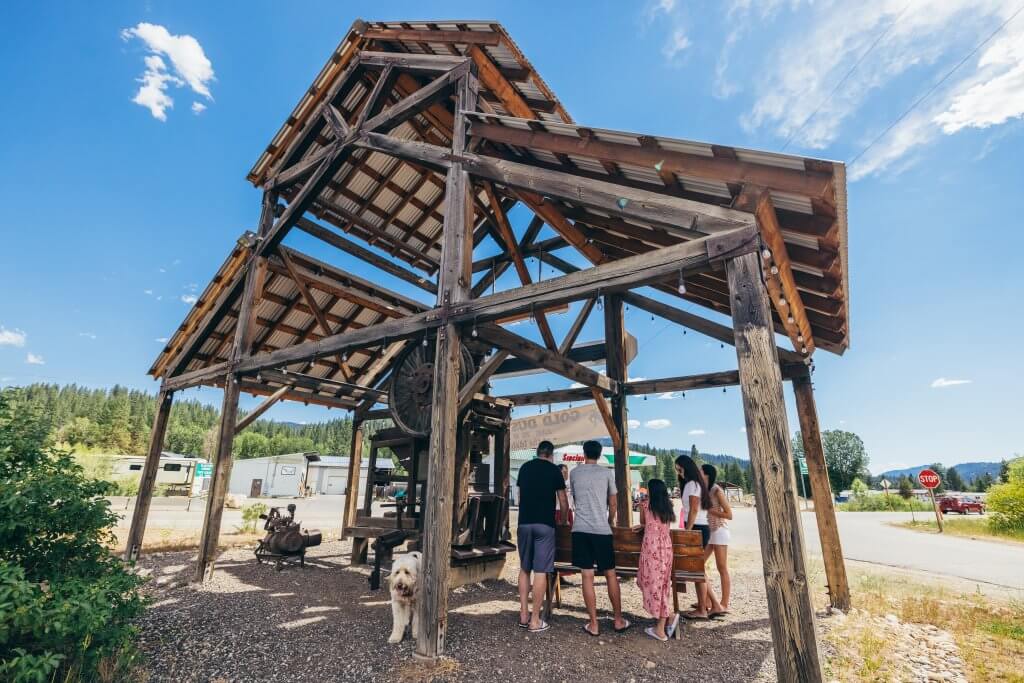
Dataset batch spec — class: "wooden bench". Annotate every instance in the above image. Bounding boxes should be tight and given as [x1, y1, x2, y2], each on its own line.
[542, 526, 705, 639]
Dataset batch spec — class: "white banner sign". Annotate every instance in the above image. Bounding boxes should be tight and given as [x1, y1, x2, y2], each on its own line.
[510, 403, 608, 451]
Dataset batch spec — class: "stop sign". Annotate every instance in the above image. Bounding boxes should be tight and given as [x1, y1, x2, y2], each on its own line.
[918, 468, 941, 489]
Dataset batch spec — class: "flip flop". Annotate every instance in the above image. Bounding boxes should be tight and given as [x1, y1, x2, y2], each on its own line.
[613, 619, 632, 633]
[709, 610, 729, 619]
[682, 611, 709, 621]
[583, 624, 600, 637]
[666, 614, 680, 638]
[518, 620, 530, 629]
[644, 626, 668, 642]
[529, 620, 550, 633]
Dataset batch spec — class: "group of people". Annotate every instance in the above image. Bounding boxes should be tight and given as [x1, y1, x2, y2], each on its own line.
[515, 440, 732, 642]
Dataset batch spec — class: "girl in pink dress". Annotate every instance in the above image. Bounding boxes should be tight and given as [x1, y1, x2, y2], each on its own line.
[633, 478, 676, 641]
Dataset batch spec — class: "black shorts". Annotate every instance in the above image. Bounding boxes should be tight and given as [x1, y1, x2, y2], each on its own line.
[692, 524, 711, 548]
[571, 532, 615, 572]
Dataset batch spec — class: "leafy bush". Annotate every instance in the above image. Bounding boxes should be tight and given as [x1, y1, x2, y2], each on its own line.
[240, 502, 269, 534]
[0, 389, 146, 682]
[837, 495, 932, 512]
[987, 458, 1024, 532]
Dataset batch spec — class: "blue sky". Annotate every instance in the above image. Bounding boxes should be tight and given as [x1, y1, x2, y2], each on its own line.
[1, 1, 1022, 473]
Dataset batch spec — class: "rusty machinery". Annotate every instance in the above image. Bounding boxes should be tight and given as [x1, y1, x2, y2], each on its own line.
[254, 504, 322, 570]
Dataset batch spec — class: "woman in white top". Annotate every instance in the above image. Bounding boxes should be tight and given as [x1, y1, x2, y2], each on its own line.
[674, 455, 725, 621]
[701, 463, 733, 614]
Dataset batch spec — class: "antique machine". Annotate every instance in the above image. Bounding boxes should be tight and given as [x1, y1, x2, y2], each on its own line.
[349, 338, 515, 586]
[254, 504, 322, 570]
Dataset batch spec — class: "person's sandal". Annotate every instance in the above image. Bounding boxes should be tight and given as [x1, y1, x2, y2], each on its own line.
[682, 610, 709, 621]
[582, 624, 599, 637]
[613, 619, 632, 633]
[528, 620, 550, 633]
[518, 619, 530, 628]
[644, 626, 668, 642]
[666, 614, 680, 638]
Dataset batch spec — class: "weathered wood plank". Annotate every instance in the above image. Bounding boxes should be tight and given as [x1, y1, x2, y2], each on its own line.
[793, 373, 850, 611]
[234, 383, 292, 434]
[123, 390, 173, 562]
[727, 251, 823, 682]
[590, 387, 621, 449]
[475, 324, 616, 393]
[340, 421, 364, 540]
[558, 298, 596, 355]
[457, 349, 510, 412]
[603, 294, 632, 526]
[363, 29, 502, 46]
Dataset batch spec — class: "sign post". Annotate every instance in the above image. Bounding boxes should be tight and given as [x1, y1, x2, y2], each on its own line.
[880, 478, 892, 511]
[918, 468, 943, 532]
[797, 456, 809, 509]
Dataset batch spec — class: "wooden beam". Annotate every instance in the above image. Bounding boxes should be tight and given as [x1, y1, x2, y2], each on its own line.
[792, 374, 851, 611]
[296, 217, 437, 294]
[475, 324, 616, 393]
[754, 190, 815, 356]
[234, 383, 292, 434]
[468, 119, 834, 199]
[589, 387, 621, 450]
[353, 64, 393, 132]
[415, 70, 478, 661]
[360, 61, 469, 136]
[363, 29, 502, 46]
[467, 46, 533, 118]
[603, 294, 632, 526]
[278, 247, 354, 380]
[481, 182, 558, 350]
[123, 390, 173, 562]
[726, 251, 823, 681]
[457, 350, 511, 412]
[354, 133, 755, 234]
[559, 298, 596, 355]
[194, 374, 241, 583]
[340, 420, 364, 540]
[163, 227, 758, 391]
[323, 103, 350, 140]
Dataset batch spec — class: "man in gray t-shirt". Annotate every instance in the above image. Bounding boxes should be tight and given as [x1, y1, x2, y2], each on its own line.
[568, 440, 630, 635]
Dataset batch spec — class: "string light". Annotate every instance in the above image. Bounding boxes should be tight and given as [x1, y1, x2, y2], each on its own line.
[677, 269, 686, 295]
[779, 298, 788, 307]
[761, 248, 772, 260]
[770, 266, 779, 275]
[787, 316, 795, 324]
[797, 334, 804, 343]
[801, 346, 808, 354]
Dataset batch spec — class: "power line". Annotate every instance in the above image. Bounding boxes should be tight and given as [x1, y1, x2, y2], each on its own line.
[781, 3, 911, 152]
[849, 3, 1024, 167]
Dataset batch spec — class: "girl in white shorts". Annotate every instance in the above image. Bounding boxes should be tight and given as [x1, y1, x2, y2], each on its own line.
[701, 464, 733, 614]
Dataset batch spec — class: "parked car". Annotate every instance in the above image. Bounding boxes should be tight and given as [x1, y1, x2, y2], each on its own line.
[938, 496, 985, 514]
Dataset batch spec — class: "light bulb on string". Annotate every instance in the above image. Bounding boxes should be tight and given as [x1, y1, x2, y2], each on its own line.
[677, 269, 686, 295]
[779, 298, 788, 308]
[787, 316, 795, 324]
[761, 248, 772, 260]
[770, 266, 779, 275]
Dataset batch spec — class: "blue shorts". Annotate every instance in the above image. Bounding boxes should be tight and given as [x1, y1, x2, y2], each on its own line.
[518, 523, 555, 573]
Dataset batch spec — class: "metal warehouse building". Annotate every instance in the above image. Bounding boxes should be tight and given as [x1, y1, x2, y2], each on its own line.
[227, 451, 394, 498]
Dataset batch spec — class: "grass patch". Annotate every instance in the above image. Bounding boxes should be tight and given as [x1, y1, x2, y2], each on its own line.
[109, 527, 264, 555]
[894, 518, 1024, 544]
[835, 566, 1024, 682]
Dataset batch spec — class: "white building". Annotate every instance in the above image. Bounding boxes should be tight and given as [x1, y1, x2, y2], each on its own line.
[113, 452, 208, 487]
[226, 452, 395, 498]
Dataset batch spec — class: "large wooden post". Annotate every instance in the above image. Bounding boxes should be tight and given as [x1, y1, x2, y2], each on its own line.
[603, 294, 632, 526]
[193, 373, 241, 582]
[123, 389, 174, 562]
[415, 69, 478, 660]
[727, 251, 823, 682]
[340, 420, 364, 539]
[792, 373, 851, 611]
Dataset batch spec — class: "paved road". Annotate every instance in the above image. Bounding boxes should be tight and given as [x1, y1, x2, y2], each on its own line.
[728, 508, 1024, 592]
[115, 497, 1023, 591]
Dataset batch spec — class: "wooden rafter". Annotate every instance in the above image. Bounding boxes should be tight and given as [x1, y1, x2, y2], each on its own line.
[234, 383, 293, 434]
[559, 298, 596, 355]
[480, 181, 558, 350]
[457, 350, 511, 412]
[590, 387, 622, 450]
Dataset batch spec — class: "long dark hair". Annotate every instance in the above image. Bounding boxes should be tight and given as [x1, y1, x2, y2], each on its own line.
[701, 463, 718, 490]
[676, 454, 711, 510]
[646, 479, 676, 524]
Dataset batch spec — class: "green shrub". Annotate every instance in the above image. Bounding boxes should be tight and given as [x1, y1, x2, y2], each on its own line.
[986, 458, 1024, 532]
[837, 495, 932, 512]
[240, 502, 268, 534]
[0, 389, 146, 682]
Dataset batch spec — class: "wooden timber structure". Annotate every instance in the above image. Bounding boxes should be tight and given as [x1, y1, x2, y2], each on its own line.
[127, 19, 852, 681]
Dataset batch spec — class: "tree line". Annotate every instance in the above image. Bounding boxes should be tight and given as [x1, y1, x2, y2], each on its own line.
[10, 383, 367, 460]
[636, 443, 756, 494]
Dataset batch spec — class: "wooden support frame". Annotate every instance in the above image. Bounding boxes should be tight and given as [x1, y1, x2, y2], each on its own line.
[792, 373, 851, 611]
[341, 420, 364, 540]
[234, 383, 292, 434]
[727, 251, 823, 681]
[457, 349, 510, 412]
[415, 69, 478, 661]
[589, 387, 621, 449]
[603, 294, 632, 526]
[123, 389, 174, 562]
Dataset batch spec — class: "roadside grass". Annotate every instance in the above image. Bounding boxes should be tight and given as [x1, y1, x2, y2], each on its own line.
[822, 565, 1024, 682]
[109, 527, 265, 555]
[894, 518, 1024, 544]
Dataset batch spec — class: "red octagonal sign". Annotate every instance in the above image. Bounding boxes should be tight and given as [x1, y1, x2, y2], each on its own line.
[918, 468, 941, 489]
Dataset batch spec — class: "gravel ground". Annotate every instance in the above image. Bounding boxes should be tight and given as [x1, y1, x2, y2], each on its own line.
[134, 538, 784, 682]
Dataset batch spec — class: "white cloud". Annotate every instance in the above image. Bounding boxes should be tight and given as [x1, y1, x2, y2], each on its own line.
[26, 353, 45, 365]
[0, 327, 27, 347]
[181, 294, 198, 305]
[645, 418, 672, 430]
[628, 419, 641, 429]
[930, 377, 972, 388]
[662, 28, 691, 63]
[739, 427, 747, 433]
[155, 337, 169, 343]
[78, 332, 97, 340]
[722, 0, 1024, 178]
[122, 22, 214, 121]
[569, 381, 585, 389]
[143, 289, 153, 295]
[657, 391, 679, 400]
[191, 101, 207, 114]
[688, 428, 706, 435]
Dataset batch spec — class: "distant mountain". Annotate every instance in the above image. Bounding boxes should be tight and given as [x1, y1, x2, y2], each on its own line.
[596, 437, 749, 468]
[879, 461, 1002, 483]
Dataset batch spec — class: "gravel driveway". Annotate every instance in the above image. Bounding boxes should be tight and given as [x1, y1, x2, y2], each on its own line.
[134, 537, 789, 682]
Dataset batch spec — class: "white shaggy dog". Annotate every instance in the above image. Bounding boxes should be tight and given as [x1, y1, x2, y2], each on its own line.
[387, 551, 421, 644]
